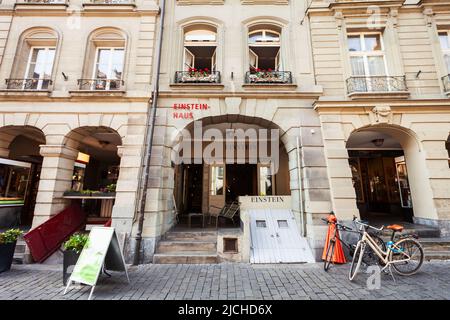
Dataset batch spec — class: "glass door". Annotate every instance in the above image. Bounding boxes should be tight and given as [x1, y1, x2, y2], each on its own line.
[395, 156, 412, 208]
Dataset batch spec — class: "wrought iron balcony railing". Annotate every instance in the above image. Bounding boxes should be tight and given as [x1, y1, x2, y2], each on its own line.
[5, 78, 52, 90]
[442, 74, 450, 93]
[346, 76, 407, 94]
[17, 0, 67, 4]
[174, 71, 221, 84]
[245, 71, 292, 84]
[89, 0, 135, 4]
[77, 79, 124, 91]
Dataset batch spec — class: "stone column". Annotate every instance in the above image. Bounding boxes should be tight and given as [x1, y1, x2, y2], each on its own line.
[31, 144, 77, 228]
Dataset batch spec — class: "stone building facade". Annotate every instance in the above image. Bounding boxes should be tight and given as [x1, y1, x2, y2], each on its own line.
[0, 0, 449, 264]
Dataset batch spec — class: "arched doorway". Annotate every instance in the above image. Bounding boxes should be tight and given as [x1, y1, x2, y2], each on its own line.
[346, 125, 430, 224]
[171, 115, 291, 227]
[0, 126, 45, 227]
[63, 126, 122, 226]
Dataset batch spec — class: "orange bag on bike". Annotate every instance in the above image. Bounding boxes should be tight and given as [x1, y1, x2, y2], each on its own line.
[322, 214, 347, 264]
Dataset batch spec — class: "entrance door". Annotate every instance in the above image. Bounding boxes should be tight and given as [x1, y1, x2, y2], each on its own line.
[250, 209, 314, 263]
[185, 164, 203, 213]
[226, 164, 257, 202]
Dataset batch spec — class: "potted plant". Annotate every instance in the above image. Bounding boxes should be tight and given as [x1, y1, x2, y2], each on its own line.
[62, 233, 88, 285]
[0, 229, 23, 273]
[63, 189, 83, 197]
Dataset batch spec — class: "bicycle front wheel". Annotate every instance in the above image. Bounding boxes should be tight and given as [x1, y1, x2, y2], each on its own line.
[391, 238, 424, 276]
[349, 241, 365, 281]
[324, 238, 336, 272]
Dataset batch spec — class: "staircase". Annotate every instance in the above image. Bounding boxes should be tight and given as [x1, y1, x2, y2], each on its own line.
[153, 230, 218, 264]
[12, 236, 27, 264]
[379, 223, 450, 261]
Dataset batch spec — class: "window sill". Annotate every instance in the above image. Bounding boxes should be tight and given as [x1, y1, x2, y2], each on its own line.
[242, 83, 297, 90]
[82, 3, 136, 11]
[69, 90, 126, 97]
[14, 3, 68, 11]
[170, 83, 224, 90]
[347, 91, 410, 100]
[0, 89, 51, 97]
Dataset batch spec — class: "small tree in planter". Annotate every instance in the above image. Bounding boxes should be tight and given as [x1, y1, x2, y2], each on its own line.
[0, 229, 23, 273]
[63, 233, 88, 285]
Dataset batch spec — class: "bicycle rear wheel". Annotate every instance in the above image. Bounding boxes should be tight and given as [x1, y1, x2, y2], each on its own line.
[324, 238, 336, 272]
[391, 238, 424, 276]
[349, 241, 365, 281]
[363, 233, 386, 266]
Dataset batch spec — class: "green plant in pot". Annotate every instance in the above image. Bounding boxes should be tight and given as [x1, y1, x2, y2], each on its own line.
[0, 229, 23, 273]
[63, 233, 88, 285]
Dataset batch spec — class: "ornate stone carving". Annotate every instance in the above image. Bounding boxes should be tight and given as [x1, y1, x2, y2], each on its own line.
[371, 105, 392, 124]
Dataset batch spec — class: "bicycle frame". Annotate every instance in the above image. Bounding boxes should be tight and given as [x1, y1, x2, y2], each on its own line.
[358, 231, 411, 272]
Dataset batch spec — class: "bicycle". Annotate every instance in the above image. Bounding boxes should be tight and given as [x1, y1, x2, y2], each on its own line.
[349, 217, 424, 281]
[322, 214, 386, 272]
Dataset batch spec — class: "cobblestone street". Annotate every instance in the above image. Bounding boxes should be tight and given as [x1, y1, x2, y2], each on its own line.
[1, 261, 449, 300]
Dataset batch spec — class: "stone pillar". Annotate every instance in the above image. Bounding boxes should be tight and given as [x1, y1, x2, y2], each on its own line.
[31, 144, 77, 228]
[319, 114, 360, 220]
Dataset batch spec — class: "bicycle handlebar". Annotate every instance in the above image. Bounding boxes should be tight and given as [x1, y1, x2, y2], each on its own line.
[352, 216, 384, 232]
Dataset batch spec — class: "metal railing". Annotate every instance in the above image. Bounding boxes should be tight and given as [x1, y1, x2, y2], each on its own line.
[5, 78, 52, 90]
[245, 71, 292, 84]
[17, 0, 67, 4]
[346, 76, 407, 94]
[442, 74, 450, 93]
[77, 79, 124, 91]
[174, 71, 221, 84]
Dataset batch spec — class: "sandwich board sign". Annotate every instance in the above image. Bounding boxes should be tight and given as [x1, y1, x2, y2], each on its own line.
[63, 227, 129, 300]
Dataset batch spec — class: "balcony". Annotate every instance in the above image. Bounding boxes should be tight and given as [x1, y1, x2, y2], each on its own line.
[174, 71, 221, 84]
[77, 79, 125, 91]
[244, 71, 292, 84]
[442, 75, 450, 96]
[82, 0, 136, 10]
[5, 78, 52, 91]
[88, 0, 135, 3]
[346, 76, 409, 99]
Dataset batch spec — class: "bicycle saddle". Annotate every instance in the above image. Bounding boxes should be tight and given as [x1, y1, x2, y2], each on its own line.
[387, 224, 404, 232]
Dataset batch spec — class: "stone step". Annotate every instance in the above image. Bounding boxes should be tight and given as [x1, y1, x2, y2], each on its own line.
[153, 252, 218, 264]
[156, 240, 217, 254]
[421, 238, 450, 252]
[13, 240, 27, 264]
[424, 251, 450, 261]
[164, 231, 217, 242]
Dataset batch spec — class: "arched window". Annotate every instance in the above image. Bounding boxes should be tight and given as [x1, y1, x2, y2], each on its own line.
[248, 25, 282, 72]
[8, 28, 58, 90]
[183, 25, 217, 72]
[80, 28, 126, 91]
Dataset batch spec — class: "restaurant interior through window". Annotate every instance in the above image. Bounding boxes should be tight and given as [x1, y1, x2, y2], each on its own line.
[63, 127, 121, 228]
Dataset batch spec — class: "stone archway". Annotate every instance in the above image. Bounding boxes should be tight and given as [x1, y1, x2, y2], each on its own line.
[0, 126, 46, 227]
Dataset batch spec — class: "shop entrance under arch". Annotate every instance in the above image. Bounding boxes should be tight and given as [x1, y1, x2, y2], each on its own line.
[172, 118, 291, 228]
[346, 127, 415, 223]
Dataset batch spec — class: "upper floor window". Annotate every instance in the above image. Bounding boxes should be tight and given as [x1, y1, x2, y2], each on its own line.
[7, 28, 58, 90]
[246, 24, 292, 84]
[347, 33, 386, 77]
[248, 27, 282, 72]
[24, 47, 55, 90]
[439, 31, 450, 73]
[175, 24, 220, 84]
[79, 28, 126, 91]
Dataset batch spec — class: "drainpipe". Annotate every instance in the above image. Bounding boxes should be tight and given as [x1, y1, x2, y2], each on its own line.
[133, 0, 166, 265]
[296, 136, 305, 237]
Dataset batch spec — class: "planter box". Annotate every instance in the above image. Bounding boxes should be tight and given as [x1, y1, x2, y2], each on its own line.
[0, 241, 17, 273]
[63, 191, 86, 197]
[63, 250, 80, 285]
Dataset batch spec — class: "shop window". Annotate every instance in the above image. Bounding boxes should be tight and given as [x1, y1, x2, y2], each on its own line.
[7, 28, 58, 90]
[0, 159, 32, 206]
[80, 28, 126, 90]
[177, 24, 219, 83]
[259, 165, 273, 196]
[210, 165, 224, 195]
